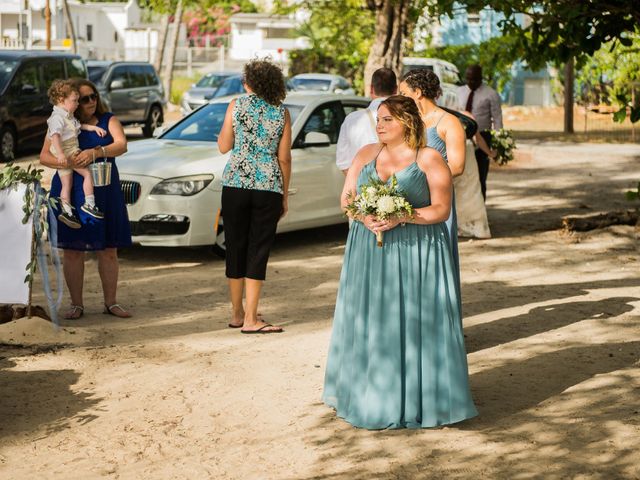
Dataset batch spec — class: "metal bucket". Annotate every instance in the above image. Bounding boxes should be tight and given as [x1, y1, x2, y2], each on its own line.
[89, 161, 112, 187]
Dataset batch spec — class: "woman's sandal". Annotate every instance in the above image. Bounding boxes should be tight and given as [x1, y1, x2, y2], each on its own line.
[103, 303, 132, 318]
[64, 305, 84, 320]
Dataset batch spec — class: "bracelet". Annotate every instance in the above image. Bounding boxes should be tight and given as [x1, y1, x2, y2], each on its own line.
[100, 146, 107, 158]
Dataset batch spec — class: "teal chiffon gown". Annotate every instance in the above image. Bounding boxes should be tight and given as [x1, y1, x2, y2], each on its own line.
[322, 155, 477, 430]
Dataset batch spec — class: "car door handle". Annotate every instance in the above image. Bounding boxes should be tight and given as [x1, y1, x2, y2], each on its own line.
[288, 188, 298, 195]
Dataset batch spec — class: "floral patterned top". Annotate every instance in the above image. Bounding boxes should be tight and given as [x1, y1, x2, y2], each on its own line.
[221, 94, 286, 194]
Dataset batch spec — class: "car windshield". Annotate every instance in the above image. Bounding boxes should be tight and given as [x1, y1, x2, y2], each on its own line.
[212, 76, 244, 98]
[196, 74, 229, 88]
[291, 78, 332, 92]
[0, 58, 19, 92]
[160, 102, 304, 142]
[88, 66, 107, 85]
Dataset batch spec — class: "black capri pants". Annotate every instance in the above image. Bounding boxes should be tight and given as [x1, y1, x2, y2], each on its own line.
[221, 186, 283, 281]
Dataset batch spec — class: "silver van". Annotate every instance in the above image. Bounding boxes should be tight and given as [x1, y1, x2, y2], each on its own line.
[87, 61, 166, 137]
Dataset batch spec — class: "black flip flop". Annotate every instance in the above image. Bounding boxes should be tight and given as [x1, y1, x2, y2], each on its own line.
[241, 324, 283, 334]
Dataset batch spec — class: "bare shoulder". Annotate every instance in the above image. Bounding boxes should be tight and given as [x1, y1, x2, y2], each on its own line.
[440, 110, 462, 128]
[416, 146, 446, 171]
[352, 143, 383, 168]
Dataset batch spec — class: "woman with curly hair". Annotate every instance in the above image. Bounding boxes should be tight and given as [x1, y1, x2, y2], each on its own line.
[399, 69, 469, 297]
[217, 59, 291, 334]
[322, 95, 477, 429]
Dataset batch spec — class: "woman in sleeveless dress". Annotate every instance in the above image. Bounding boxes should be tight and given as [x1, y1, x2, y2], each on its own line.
[398, 70, 465, 294]
[400, 70, 490, 240]
[217, 59, 291, 334]
[40, 78, 132, 320]
[323, 96, 477, 429]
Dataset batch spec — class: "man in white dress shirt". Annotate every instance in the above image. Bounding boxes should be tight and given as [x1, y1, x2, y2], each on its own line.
[457, 64, 503, 200]
[335, 68, 397, 174]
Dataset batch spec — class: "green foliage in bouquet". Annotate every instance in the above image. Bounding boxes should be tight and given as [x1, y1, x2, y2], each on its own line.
[490, 128, 517, 166]
[345, 175, 414, 246]
[345, 175, 414, 221]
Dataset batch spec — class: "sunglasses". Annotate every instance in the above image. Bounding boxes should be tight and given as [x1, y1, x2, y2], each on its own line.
[79, 93, 98, 104]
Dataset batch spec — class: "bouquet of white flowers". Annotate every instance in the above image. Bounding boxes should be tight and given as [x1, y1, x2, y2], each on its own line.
[490, 128, 516, 166]
[345, 175, 413, 247]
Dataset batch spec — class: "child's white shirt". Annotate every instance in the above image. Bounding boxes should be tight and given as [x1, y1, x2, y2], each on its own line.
[47, 105, 81, 142]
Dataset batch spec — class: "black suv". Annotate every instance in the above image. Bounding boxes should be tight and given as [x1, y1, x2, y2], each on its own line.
[87, 61, 166, 137]
[0, 50, 87, 162]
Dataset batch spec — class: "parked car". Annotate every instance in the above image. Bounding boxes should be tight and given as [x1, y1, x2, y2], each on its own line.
[290, 74, 355, 95]
[0, 50, 87, 162]
[117, 92, 370, 255]
[180, 71, 237, 115]
[208, 74, 245, 99]
[87, 60, 165, 137]
[402, 57, 461, 109]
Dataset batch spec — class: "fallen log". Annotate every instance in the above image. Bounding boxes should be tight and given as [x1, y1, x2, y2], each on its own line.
[562, 209, 639, 232]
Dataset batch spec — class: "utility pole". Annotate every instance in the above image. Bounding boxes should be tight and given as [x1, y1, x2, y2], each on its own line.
[45, 0, 51, 50]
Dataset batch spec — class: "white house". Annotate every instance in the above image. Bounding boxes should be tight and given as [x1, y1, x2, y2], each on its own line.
[229, 12, 308, 64]
[0, 0, 187, 64]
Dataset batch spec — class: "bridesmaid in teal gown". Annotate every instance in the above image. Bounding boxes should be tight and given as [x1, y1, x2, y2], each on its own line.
[399, 70, 468, 297]
[323, 96, 477, 429]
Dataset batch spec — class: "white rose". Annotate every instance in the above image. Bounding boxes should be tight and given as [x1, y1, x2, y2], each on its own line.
[376, 195, 396, 215]
[365, 186, 378, 197]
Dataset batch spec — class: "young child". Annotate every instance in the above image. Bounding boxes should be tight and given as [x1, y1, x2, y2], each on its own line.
[47, 79, 106, 229]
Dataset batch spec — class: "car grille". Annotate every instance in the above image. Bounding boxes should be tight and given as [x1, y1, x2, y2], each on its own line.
[120, 180, 141, 205]
[130, 218, 190, 236]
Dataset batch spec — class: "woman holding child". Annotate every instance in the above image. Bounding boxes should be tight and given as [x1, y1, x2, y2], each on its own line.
[40, 78, 132, 320]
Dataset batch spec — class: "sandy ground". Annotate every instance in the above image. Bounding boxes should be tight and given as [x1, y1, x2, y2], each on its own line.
[1, 141, 639, 479]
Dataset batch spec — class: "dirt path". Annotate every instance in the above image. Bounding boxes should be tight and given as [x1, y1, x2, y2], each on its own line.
[1, 142, 639, 479]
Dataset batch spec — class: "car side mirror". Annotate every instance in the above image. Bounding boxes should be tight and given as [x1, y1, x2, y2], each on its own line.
[303, 131, 331, 147]
[21, 84, 37, 95]
[109, 79, 125, 90]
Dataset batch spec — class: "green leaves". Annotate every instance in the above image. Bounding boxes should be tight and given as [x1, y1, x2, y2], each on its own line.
[0, 163, 53, 285]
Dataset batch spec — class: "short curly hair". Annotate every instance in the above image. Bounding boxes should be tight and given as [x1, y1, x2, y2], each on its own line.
[243, 59, 287, 106]
[401, 69, 442, 100]
[47, 79, 78, 106]
[379, 95, 426, 150]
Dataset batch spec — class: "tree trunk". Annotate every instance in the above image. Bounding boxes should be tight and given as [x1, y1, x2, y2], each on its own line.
[563, 57, 574, 134]
[62, 0, 77, 54]
[363, 0, 410, 95]
[154, 13, 170, 73]
[163, 0, 183, 103]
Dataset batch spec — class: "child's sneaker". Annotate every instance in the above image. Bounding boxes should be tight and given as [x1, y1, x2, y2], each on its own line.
[80, 203, 104, 219]
[58, 211, 81, 229]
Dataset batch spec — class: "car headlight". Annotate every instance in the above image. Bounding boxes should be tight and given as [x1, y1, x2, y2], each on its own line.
[150, 174, 214, 196]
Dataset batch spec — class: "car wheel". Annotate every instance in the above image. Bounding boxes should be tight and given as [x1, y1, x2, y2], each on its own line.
[212, 216, 226, 258]
[142, 105, 163, 138]
[0, 125, 16, 163]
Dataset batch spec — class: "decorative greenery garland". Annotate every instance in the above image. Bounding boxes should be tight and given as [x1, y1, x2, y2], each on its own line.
[0, 163, 58, 284]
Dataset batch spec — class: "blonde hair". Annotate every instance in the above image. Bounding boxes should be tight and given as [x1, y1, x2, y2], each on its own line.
[379, 95, 426, 150]
[47, 79, 78, 105]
